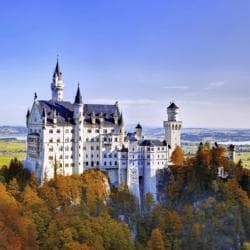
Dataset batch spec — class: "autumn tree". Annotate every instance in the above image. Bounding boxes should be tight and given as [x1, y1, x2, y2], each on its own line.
[171, 146, 185, 166]
[147, 228, 165, 250]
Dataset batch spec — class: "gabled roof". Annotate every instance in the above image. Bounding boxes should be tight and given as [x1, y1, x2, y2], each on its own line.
[36, 100, 123, 126]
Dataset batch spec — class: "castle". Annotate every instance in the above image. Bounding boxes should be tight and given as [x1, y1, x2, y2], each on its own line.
[24, 60, 182, 202]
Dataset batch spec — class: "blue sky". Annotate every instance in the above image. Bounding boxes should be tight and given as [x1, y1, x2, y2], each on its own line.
[0, 0, 250, 128]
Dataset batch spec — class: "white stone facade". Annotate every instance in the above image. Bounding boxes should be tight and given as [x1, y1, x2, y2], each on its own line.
[24, 61, 182, 202]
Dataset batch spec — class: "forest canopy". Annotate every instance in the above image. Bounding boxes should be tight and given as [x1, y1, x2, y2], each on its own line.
[0, 143, 250, 250]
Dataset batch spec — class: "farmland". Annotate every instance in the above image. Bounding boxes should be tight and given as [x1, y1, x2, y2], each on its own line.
[0, 139, 26, 166]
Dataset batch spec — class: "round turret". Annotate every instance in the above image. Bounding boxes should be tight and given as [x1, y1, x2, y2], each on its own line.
[167, 102, 179, 121]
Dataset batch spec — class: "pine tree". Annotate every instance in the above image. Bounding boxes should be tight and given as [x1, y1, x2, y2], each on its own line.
[147, 228, 165, 250]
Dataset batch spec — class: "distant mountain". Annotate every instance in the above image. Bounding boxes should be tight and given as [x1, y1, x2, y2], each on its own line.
[1, 125, 250, 144]
[126, 125, 250, 144]
[0, 126, 27, 135]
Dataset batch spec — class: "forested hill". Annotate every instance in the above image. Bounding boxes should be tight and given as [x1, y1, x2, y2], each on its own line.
[0, 143, 250, 249]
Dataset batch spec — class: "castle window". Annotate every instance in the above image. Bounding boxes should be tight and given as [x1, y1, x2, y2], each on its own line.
[86, 162, 88, 166]
[49, 156, 53, 160]
[95, 129, 99, 133]
[83, 147, 86, 150]
[104, 129, 107, 134]
[110, 161, 112, 166]
[114, 153, 117, 158]
[49, 148, 53, 152]
[71, 129, 74, 133]
[56, 129, 60, 133]
[71, 163, 75, 167]
[103, 137, 107, 142]
[86, 154, 88, 158]
[104, 161, 106, 166]
[96, 161, 99, 166]
[104, 154, 107, 158]
[115, 161, 118, 166]
[49, 139, 53, 143]
[65, 155, 69, 159]
[91, 154, 93, 158]
[96, 138, 99, 142]
[114, 137, 118, 142]
[91, 138, 94, 142]
[57, 139, 60, 143]
[59, 155, 63, 159]
[91, 161, 94, 167]
[87, 129, 92, 133]
[96, 146, 99, 150]
[65, 129, 69, 133]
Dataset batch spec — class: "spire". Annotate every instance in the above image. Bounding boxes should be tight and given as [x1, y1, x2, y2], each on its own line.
[51, 58, 64, 102]
[53, 57, 62, 80]
[74, 83, 83, 104]
[26, 108, 30, 118]
[42, 107, 46, 117]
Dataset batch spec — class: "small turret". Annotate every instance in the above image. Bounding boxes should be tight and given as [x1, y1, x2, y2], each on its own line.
[135, 123, 142, 140]
[228, 144, 236, 162]
[52, 109, 57, 124]
[26, 108, 30, 127]
[74, 84, 83, 120]
[51, 59, 64, 102]
[113, 108, 119, 125]
[42, 108, 47, 127]
[91, 112, 96, 124]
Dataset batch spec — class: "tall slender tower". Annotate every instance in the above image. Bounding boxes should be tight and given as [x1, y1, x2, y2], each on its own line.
[73, 84, 84, 174]
[51, 59, 64, 102]
[164, 102, 182, 159]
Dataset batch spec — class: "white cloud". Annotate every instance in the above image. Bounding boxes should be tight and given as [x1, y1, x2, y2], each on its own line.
[206, 81, 225, 89]
[163, 85, 189, 90]
[87, 98, 159, 106]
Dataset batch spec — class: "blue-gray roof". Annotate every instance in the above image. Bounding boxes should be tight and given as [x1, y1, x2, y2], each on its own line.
[37, 100, 123, 126]
[139, 139, 167, 147]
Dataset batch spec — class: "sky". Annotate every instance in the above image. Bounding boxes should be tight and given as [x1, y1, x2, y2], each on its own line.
[0, 0, 250, 128]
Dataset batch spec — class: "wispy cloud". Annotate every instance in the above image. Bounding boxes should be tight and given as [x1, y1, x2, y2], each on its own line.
[205, 81, 225, 90]
[163, 85, 189, 90]
[87, 98, 159, 106]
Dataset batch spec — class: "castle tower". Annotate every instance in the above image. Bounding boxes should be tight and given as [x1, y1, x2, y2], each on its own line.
[227, 144, 236, 162]
[73, 84, 84, 174]
[51, 59, 64, 102]
[135, 123, 142, 140]
[163, 102, 182, 159]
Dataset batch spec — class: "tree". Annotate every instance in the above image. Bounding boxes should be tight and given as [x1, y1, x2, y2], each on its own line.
[147, 228, 165, 250]
[171, 146, 185, 166]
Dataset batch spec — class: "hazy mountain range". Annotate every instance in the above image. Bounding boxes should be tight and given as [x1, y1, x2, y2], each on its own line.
[0, 126, 250, 144]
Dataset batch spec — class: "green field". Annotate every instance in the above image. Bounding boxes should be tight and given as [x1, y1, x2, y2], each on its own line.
[0, 140, 26, 166]
[236, 152, 250, 169]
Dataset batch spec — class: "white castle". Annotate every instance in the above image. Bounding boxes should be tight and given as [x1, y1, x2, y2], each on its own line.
[24, 61, 182, 202]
